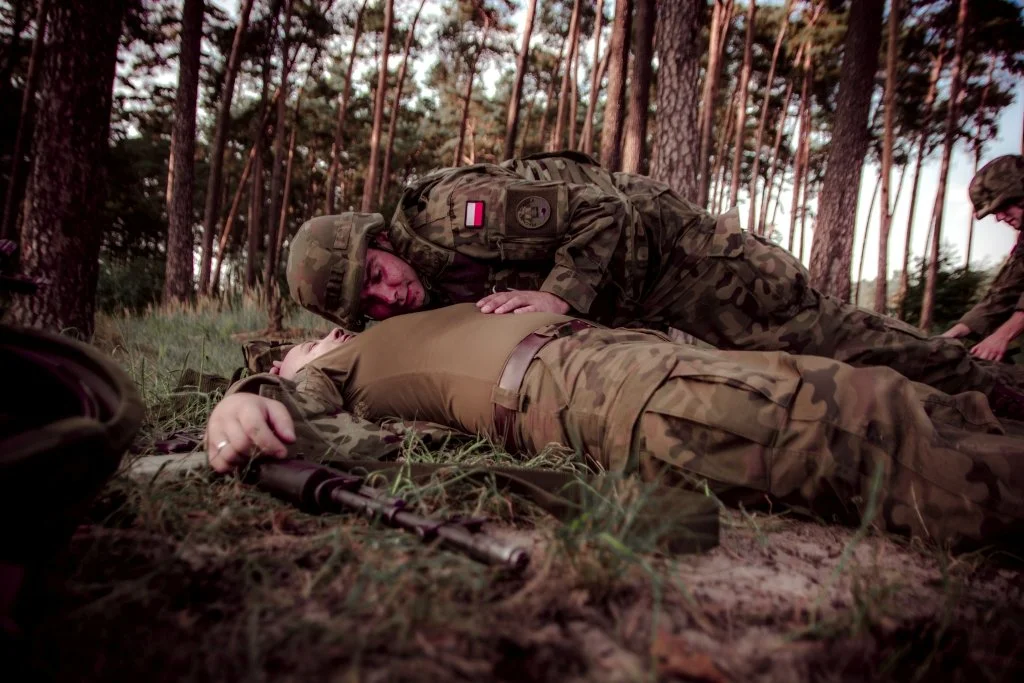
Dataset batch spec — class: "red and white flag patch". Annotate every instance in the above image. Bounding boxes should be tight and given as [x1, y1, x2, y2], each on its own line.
[464, 201, 485, 228]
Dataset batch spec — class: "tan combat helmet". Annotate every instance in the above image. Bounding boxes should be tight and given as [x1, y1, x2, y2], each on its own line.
[969, 154, 1024, 220]
[286, 213, 386, 330]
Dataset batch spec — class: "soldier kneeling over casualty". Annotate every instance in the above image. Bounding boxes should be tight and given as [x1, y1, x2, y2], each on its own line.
[942, 154, 1024, 363]
[206, 303, 1024, 551]
[286, 150, 1024, 420]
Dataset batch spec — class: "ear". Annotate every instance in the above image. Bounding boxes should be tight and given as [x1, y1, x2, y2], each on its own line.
[269, 360, 283, 376]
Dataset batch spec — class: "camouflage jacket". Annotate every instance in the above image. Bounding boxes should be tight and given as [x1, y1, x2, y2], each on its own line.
[227, 371, 470, 462]
[387, 162, 650, 321]
[957, 235, 1024, 336]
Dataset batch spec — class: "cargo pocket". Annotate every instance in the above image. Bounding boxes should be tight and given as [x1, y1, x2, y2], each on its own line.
[638, 356, 799, 491]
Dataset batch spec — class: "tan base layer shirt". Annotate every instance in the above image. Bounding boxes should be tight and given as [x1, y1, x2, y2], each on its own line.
[307, 303, 573, 438]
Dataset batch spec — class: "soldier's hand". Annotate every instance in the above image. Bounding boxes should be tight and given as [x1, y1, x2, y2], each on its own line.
[970, 334, 1010, 363]
[476, 290, 571, 315]
[206, 394, 296, 473]
[940, 323, 971, 339]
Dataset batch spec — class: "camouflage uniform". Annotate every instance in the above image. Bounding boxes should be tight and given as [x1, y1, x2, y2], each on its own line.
[227, 304, 1024, 548]
[286, 151, 1024, 403]
[954, 155, 1024, 337]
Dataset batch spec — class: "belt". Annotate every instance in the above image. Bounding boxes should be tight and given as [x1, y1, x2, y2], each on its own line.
[493, 319, 596, 447]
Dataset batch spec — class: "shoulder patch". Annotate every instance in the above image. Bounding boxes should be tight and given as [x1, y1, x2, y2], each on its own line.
[514, 195, 552, 230]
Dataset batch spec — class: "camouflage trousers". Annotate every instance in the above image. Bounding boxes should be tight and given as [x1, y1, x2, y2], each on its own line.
[634, 198, 1024, 399]
[516, 328, 1024, 547]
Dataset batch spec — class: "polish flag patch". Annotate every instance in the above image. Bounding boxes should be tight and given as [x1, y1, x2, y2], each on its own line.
[464, 201, 485, 228]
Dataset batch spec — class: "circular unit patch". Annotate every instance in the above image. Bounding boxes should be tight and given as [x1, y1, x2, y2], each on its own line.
[515, 196, 552, 230]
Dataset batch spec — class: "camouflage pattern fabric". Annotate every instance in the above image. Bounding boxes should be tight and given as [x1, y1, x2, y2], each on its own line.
[242, 339, 298, 374]
[515, 328, 1024, 548]
[286, 150, 1024, 400]
[956, 236, 1024, 338]
[969, 154, 1024, 219]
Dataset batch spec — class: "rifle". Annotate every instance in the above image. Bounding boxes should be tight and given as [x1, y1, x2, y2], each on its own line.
[249, 458, 531, 572]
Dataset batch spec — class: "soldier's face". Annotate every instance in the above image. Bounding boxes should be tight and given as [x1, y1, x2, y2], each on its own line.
[361, 248, 426, 320]
[277, 328, 355, 378]
[995, 203, 1023, 230]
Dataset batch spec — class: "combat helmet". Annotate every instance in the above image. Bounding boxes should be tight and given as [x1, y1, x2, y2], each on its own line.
[286, 213, 387, 330]
[969, 154, 1024, 220]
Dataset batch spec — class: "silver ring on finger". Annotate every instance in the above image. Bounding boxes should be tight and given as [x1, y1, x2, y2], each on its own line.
[215, 439, 230, 456]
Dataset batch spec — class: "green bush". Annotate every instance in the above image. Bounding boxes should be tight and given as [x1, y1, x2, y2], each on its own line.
[96, 255, 165, 313]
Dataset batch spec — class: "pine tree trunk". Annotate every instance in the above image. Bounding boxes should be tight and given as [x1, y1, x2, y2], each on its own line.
[758, 64, 797, 236]
[746, 0, 791, 233]
[536, 38, 565, 154]
[621, 0, 655, 174]
[965, 57, 995, 272]
[808, 0, 884, 302]
[379, 0, 426, 203]
[551, 0, 581, 151]
[579, 0, 605, 156]
[727, 0, 756, 209]
[788, 53, 811, 254]
[503, 0, 537, 159]
[263, 0, 293, 293]
[873, 0, 899, 313]
[266, 123, 296, 333]
[599, 0, 632, 171]
[920, 0, 968, 331]
[360, 0, 392, 210]
[894, 49, 944, 316]
[568, 30, 581, 150]
[163, 0, 204, 303]
[649, 0, 701, 197]
[198, 0, 255, 295]
[697, 0, 734, 207]
[454, 14, 491, 166]
[325, 0, 367, 214]
[5, 0, 125, 338]
[1, 0, 49, 243]
[210, 144, 256, 293]
[854, 177, 881, 306]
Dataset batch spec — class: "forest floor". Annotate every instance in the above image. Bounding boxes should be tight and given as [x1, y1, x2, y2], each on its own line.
[22, 300, 1024, 682]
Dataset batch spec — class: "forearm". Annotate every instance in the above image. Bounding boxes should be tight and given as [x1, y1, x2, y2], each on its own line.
[989, 311, 1024, 344]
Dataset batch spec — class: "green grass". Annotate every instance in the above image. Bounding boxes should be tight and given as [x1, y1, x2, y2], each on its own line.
[19, 298, 1024, 682]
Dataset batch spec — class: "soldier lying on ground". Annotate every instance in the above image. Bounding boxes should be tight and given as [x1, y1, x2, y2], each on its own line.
[942, 154, 1024, 363]
[286, 150, 1024, 418]
[205, 303, 1024, 550]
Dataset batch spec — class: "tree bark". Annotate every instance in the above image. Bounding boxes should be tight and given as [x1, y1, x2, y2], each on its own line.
[5, 0, 124, 338]
[920, 0, 968, 331]
[966, 57, 996, 272]
[267, 123, 297, 333]
[727, 0, 756, 209]
[1, 0, 49, 243]
[873, 0, 899, 313]
[536, 38, 565, 154]
[454, 10, 491, 166]
[697, 0, 734, 207]
[325, 0, 367, 214]
[198, 0, 255, 295]
[263, 0, 294, 293]
[711, 79, 739, 214]
[379, 0, 426, 203]
[649, 0, 701, 197]
[746, 0, 791, 233]
[788, 51, 811, 254]
[621, 0, 656, 174]
[854, 177, 881, 306]
[599, 0, 632, 171]
[758, 65, 797, 236]
[210, 144, 256, 293]
[551, 0, 581, 151]
[579, 0, 605, 156]
[894, 48, 944, 316]
[503, 0, 537, 160]
[360, 0, 392, 210]
[163, 0, 204, 303]
[808, 0, 884, 302]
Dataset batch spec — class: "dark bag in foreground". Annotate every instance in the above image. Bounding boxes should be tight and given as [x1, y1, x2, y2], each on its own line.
[0, 324, 144, 646]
